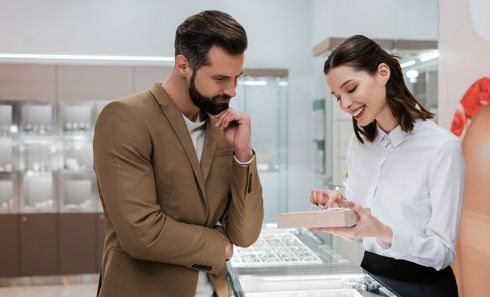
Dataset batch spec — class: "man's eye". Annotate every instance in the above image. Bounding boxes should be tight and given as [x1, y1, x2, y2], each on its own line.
[348, 86, 357, 93]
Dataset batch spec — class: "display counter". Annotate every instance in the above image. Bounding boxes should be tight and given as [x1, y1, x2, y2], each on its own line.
[227, 228, 398, 297]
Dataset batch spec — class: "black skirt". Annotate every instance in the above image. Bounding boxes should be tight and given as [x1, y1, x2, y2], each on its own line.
[361, 251, 458, 297]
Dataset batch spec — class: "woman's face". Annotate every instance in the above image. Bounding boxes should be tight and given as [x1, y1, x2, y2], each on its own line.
[326, 64, 390, 127]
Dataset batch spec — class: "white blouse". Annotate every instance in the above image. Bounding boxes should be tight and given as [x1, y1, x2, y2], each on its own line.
[345, 119, 465, 270]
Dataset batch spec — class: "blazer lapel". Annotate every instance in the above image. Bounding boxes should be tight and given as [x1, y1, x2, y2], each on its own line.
[201, 116, 217, 183]
[149, 83, 209, 209]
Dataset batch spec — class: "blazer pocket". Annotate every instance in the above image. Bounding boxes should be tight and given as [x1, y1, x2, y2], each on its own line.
[214, 149, 233, 157]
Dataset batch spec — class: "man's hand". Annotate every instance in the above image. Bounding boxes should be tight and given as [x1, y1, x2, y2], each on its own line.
[215, 108, 253, 162]
[215, 226, 233, 261]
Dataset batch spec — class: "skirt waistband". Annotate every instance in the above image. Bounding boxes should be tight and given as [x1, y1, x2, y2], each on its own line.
[361, 251, 454, 283]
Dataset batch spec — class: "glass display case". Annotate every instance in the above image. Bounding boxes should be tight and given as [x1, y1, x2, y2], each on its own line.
[21, 141, 61, 173]
[0, 104, 14, 137]
[228, 228, 398, 297]
[60, 103, 93, 135]
[0, 137, 16, 173]
[62, 140, 93, 172]
[0, 173, 19, 213]
[0, 103, 19, 172]
[0, 99, 104, 214]
[58, 174, 97, 212]
[312, 99, 326, 175]
[232, 75, 288, 223]
[21, 103, 54, 135]
[20, 174, 56, 212]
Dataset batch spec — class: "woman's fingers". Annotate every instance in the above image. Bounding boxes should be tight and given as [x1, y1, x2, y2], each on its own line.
[310, 189, 346, 207]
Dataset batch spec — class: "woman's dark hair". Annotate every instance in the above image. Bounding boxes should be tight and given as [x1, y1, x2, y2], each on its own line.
[323, 35, 434, 143]
[175, 10, 247, 71]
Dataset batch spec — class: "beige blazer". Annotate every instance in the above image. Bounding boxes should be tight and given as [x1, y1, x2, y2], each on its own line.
[93, 83, 264, 297]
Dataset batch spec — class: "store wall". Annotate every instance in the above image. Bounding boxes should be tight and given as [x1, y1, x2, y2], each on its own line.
[311, 0, 438, 46]
[0, 0, 318, 213]
[438, 0, 490, 129]
[439, 0, 490, 296]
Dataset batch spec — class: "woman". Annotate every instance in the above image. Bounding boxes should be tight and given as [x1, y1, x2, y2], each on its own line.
[310, 35, 464, 297]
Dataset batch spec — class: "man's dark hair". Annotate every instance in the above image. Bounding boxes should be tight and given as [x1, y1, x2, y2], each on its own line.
[175, 10, 247, 71]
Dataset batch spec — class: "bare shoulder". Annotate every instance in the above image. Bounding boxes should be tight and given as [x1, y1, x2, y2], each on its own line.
[463, 106, 490, 177]
[464, 106, 490, 144]
[470, 106, 490, 125]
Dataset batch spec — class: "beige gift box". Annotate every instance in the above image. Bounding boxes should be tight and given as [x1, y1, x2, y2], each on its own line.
[276, 208, 360, 228]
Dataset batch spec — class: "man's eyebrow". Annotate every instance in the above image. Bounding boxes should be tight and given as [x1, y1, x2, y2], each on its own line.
[212, 71, 243, 79]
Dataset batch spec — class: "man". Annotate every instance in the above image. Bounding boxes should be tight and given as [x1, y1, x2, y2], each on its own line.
[93, 10, 264, 297]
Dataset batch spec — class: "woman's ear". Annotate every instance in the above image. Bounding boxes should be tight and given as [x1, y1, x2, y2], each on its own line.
[175, 54, 192, 78]
[378, 63, 391, 85]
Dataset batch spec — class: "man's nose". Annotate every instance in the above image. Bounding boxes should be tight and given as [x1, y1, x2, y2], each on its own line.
[224, 80, 237, 98]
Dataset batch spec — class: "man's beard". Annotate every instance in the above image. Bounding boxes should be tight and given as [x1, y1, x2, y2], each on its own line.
[189, 74, 231, 115]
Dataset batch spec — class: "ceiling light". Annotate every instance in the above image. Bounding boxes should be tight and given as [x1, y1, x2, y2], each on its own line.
[419, 51, 439, 62]
[406, 69, 419, 79]
[400, 60, 416, 68]
[0, 53, 175, 64]
[238, 80, 268, 86]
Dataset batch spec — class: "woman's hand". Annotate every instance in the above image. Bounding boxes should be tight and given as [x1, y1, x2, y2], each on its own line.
[310, 189, 348, 208]
[309, 190, 393, 245]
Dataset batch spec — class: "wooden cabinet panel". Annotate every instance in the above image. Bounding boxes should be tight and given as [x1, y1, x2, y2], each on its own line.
[95, 213, 106, 272]
[0, 214, 19, 277]
[0, 64, 56, 101]
[133, 66, 172, 93]
[19, 214, 58, 276]
[59, 213, 96, 274]
[57, 65, 133, 102]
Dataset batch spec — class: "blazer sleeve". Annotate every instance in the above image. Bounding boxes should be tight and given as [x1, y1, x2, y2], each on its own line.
[221, 155, 264, 247]
[93, 100, 226, 275]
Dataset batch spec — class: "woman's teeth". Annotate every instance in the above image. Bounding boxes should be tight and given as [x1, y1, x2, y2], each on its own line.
[353, 105, 365, 118]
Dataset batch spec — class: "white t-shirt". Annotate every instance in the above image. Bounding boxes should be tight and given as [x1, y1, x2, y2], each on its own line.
[182, 113, 214, 297]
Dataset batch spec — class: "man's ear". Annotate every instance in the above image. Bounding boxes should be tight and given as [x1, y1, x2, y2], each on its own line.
[175, 54, 192, 78]
[377, 63, 391, 85]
